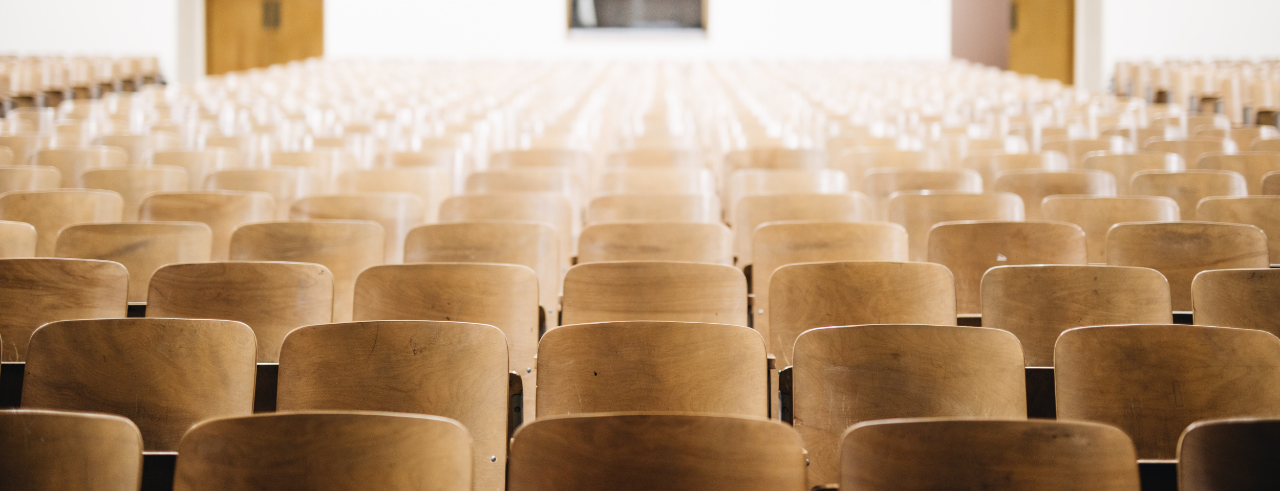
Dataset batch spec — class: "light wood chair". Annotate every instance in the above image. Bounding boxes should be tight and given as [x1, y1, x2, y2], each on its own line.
[148, 261, 333, 363]
[153, 149, 241, 189]
[80, 166, 189, 222]
[538, 321, 766, 418]
[1081, 151, 1184, 194]
[92, 134, 156, 166]
[993, 169, 1116, 220]
[1252, 139, 1280, 153]
[0, 189, 124, 256]
[1107, 222, 1269, 311]
[1145, 138, 1237, 169]
[230, 220, 384, 322]
[578, 222, 731, 265]
[290, 193, 424, 264]
[1197, 197, 1280, 263]
[55, 222, 212, 303]
[770, 261, 956, 364]
[0, 134, 50, 165]
[598, 169, 714, 195]
[35, 147, 128, 187]
[1178, 417, 1280, 491]
[828, 136, 901, 156]
[1197, 152, 1280, 195]
[561, 261, 747, 327]
[0, 220, 36, 258]
[982, 265, 1172, 366]
[352, 263, 538, 412]
[1041, 195, 1180, 263]
[793, 324, 1026, 486]
[725, 169, 849, 218]
[508, 413, 806, 491]
[268, 150, 354, 190]
[861, 169, 982, 220]
[0, 146, 12, 165]
[962, 152, 1068, 185]
[205, 168, 322, 220]
[832, 150, 934, 187]
[1131, 170, 1247, 220]
[490, 149, 591, 170]
[1192, 268, 1280, 339]
[1041, 137, 1128, 167]
[841, 418, 1141, 491]
[439, 193, 575, 263]
[21, 318, 256, 450]
[887, 191, 1025, 261]
[723, 148, 826, 175]
[1055, 325, 1280, 459]
[606, 148, 703, 168]
[139, 191, 275, 261]
[734, 193, 869, 266]
[337, 168, 453, 223]
[0, 258, 127, 361]
[587, 194, 720, 224]
[277, 321, 506, 491]
[1267, 171, 1280, 195]
[0, 165, 60, 193]
[928, 221, 1087, 315]
[173, 412, 472, 491]
[0, 409, 144, 491]
[387, 149, 459, 168]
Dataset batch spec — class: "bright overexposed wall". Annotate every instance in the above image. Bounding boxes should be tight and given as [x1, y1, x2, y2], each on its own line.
[0, 0, 183, 80]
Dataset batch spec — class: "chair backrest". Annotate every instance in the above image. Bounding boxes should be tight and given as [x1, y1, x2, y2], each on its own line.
[1197, 152, 1280, 195]
[538, 321, 766, 418]
[598, 169, 714, 195]
[405, 221, 561, 317]
[1144, 138, 1236, 168]
[92, 134, 155, 165]
[770, 261, 956, 364]
[387, 149, 458, 168]
[928, 221, 1087, 315]
[81, 166, 189, 221]
[833, 150, 934, 187]
[490, 149, 590, 170]
[0, 189, 124, 256]
[205, 168, 322, 219]
[508, 413, 807, 491]
[887, 192, 1025, 261]
[229, 220, 384, 322]
[1081, 151, 1184, 194]
[578, 222, 731, 265]
[842, 418, 1140, 491]
[1106, 222, 1269, 311]
[152, 149, 241, 189]
[1041, 195, 1180, 263]
[1056, 324, 1280, 459]
[723, 147, 826, 174]
[0, 409, 144, 491]
[1042, 137, 1128, 166]
[55, 222, 211, 303]
[1192, 268, 1280, 339]
[993, 169, 1116, 220]
[0, 143, 14, 165]
[1267, 170, 1280, 195]
[734, 193, 869, 266]
[139, 191, 275, 261]
[277, 321, 507, 491]
[22, 318, 256, 450]
[465, 169, 580, 204]
[963, 152, 1067, 185]
[606, 148, 703, 168]
[793, 325, 1027, 486]
[0, 220, 36, 258]
[0, 258, 127, 361]
[1131, 169, 1247, 220]
[725, 169, 848, 217]
[148, 261, 333, 363]
[35, 146, 128, 186]
[338, 168, 453, 223]
[1178, 417, 1280, 491]
[439, 193, 575, 261]
[587, 194, 720, 224]
[1197, 197, 1280, 263]
[0, 165, 60, 193]
[174, 412, 472, 491]
[982, 265, 1172, 366]
[290, 193, 425, 264]
[1253, 139, 1280, 153]
[561, 261, 747, 327]
[861, 169, 983, 220]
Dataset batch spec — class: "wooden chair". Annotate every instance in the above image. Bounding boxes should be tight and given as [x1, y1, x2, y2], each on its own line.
[841, 418, 1141, 491]
[723, 148, 826, 175]
[0, 165, 60, 192]
[0, 220, 36, 258]
[1197, 197, 1280, 263]
[352, 263, 538, 412]
[982, 265, 1172, 366]
[561, 261, 747, 327]
[173, 412, 472, 491]
[793, 324, 1026, 486]
[0, 189, 124, 256]
[1145, 138, 1237, 169]
[1194, 128, 1275, 152]
[290, 193, 424, 264]
[1107, 222, 1269, 311]
[138, 191, 274, 261]
[1041, 195, 1179, 263]
[725, 169, 848, 218]
[0, 409, 144, 491]
[337, 168, 453, 222]
[508, 413, 806, 491]
[0, 258, 127, 361]
[0, 146, 12, 165]
[465, 169, 581, 206]
[1252, 139, 1280, 153]
[734, 193, 869, 266]
[21, 318, 256, 450]
[439, 193, 575, 263]
[861, 169, 982, 220]
[154, 148, 241, 187]
[268, 150, 354, 190]
[962, 152, 1068, 185]
[1055, 325, 1280, 459]
[1267, 171, 1280, 195]
[928, 221, 1087, 315]
[1131, 170, 1247, 220]
[587, 194, 720, 224]
[35, 146, 128, 186]
[55, 222, 212, 303]
[490, 149, 590, 170]
[1041, 137, 1128, 167]
[80, 166, 189, 221]
[277, 321, 506, 491]
[1178, 417, 1280, 491]
[598, 169, 714, 195]
[1197, 152, 1280, 194]
[606, 148, 703, 168]
[1192, 268, 1280, 339]
[148, 261, 333, 363]
[770, 261, 956, 363]
[92, 134, 156, 166]
[230, 221, 384, 322]
[538, 321, 766, 418]
[578, 222, 731, 265]
[205, 168, 322, 220]
[832, 150, 934, 187]
[887, 192, 1025, 261]
[993, 169, 1116, 220]
[0, 134, 52, 165]
[1081, 151, 1184, 194]
[387, 149, 459, 168]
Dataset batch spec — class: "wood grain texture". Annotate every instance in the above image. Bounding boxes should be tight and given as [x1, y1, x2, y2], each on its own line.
[578, 222, 731, 265]
[205, 168, 321, 219]
[56, 222, 212, 302]
[587, 194, 720, 224]
[861, 169, 982, 220]
[230, 220, 384, 322]
[562, 261, 747, 327]
[1042, 195, 1180, 263]
[993, 169, 1116, 220]
[174, 412, 471, 491]
[337, 168, 453, 222]
[770, 261, 957, 365]
[1055, 324, 1280, 459]
[1081, 151, 1184, 194]
[21, 318, 256, 450]
[0, 165, 60, 192]
[290, 193, 424, 264]
[440, 193, 575, 261]
[793, 325, 1027, 486]
[963, 152, 1066, 186]
[1145, 138, 1235, 169]
[725, 169, 848, 219]
[0, 409, 143, 491]
[0, 258, 127, 361]
[139, 191, 276, 261]
[841, 418, 1140, 491]
[277, 321, 506, 491]
[1178, 417, 1280, 491]
[927, 220, 1087, 315]
[1197, 196, 1280, 263]
[0, 220, 36, 258]
[148, 261, 333, 362]
[887, 191, 1025, 261]
[1131, 170, 1247, 220]
[1106, 222, 1269, 311]
[982, 265, 1172, 366]
[0, 189, 124, 256]
[34, 146, 129, 187]
[1192, 268, 1280, 339]
[81, 166, 189, 221]
[1042, 138, 1127, 167]
[598, 168, 714, 195]
[1197, 152, 1280, 194]
[734, 193, 869, 266]
[508, 413, 807, 491]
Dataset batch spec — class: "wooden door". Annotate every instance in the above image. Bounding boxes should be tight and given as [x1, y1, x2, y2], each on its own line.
[1008, 0, 1073, 84]
[207, 0, 323, 75]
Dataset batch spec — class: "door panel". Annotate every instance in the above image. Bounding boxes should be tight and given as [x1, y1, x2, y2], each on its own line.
[207, 0, 323, 75]
[1008, 0, 1074, 84]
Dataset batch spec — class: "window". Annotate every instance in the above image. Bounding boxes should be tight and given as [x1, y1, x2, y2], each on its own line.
[570, 0, 704, 29]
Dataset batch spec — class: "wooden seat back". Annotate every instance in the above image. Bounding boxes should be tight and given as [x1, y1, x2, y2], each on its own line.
[993, 169, 1116, 219]
[0, 189, 124, 256]
[734, 193, 869, 266]
[0, 409, 144, 491]
[440, 193, 575, 262]
[887, 191, 1024, 261]
[205, 168, 322, 219]
[1192, 268, 1280, 339]
[1081, 151, 1183, 194]
[0, 165, 60, 193]
[587, 194, 720, 224]
[55, 222, 212, 302]
[562, 261, 747, 327]
[1131, 169, 1247, 219]
[598, 169, 714, 195]
[139, 191, 275, 261]
[0, 220, 36, 258]
[1197, 152, 1280, 194]
[578, 222, 731, 265]
[963, 152, 1067, 185]
[338, 168, 453, 222]
[862, 169, 982, 220]
[928, 221, 1087, 315]
[80, 166, 190, 221]
[1106, 222, 1269, 310]
[35, 146, 128, 186]
[1178, 417, 1280, 491]
[290, 193, 425, 264]
[1197, 197, 1280, 262]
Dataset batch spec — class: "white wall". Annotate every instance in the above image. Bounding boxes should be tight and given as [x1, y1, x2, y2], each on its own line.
[0, 0, 186, 81]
